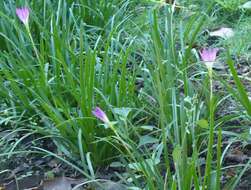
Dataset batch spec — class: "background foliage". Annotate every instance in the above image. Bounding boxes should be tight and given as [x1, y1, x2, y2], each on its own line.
[0, 0, 251, 189]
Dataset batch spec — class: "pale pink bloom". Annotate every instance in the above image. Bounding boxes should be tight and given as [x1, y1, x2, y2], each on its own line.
[199, 48, 219, 63]
[16, 7, 29, 25]
[92, 107, 110, 124]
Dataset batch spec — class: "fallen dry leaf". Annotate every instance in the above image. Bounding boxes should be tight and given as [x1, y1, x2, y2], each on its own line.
[226, 149, 249, 163]
[3, 174, 43, 190]
[209, 27, 234, 39]
[92, 181, 127, 190]
[43, 177, 84, 190]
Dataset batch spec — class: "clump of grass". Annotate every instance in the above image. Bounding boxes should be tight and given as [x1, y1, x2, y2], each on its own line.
[0, 0, 250, 189]
[0, 0, 138, 169]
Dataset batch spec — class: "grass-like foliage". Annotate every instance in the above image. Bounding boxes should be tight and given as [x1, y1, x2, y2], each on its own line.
[0, 0, 250, 189]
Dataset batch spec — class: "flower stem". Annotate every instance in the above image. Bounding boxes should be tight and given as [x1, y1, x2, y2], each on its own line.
[26, 25, 40, 62]
[203, 69, 214, 190]
[25, 25, 46, 88]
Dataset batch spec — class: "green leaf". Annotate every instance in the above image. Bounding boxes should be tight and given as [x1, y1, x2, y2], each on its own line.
[226, 53, 251, 115]
[110, 162, 124, 168]
[172, 145, 181, 162]
[138, 135, 159, 147]
[197, 119, 209, 129]
[128, 158, 160, 172]
[140, 125, 155, 131]
[113, 107, 132, 119]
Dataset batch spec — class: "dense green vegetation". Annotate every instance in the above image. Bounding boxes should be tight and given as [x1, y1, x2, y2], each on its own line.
[0, 0, 251, 189]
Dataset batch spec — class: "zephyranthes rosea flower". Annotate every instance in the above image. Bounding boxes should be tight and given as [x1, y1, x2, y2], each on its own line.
[199, 48, 219, 74]
[199, 48, 219, 63]
[16, 7, 29, 26]
[92, 107, 110, 124]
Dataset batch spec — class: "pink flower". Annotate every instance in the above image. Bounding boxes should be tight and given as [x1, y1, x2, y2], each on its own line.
[16, 7, 29, 25]
[199, 48, 219, 62]
[92, 107, 110, 124]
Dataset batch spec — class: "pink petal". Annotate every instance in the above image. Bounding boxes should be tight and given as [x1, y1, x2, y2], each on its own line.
[16, 7, 29, 25]
[199, 48, 219, 62]
[92, 107, 110, 124]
